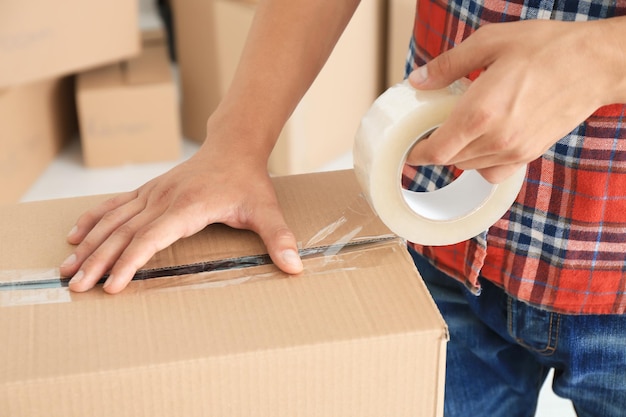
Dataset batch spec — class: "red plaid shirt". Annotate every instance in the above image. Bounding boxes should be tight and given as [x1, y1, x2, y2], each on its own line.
[404, 0, 626, 314]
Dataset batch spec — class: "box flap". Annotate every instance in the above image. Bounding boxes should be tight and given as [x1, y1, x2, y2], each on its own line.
[0, 170, 395, 287]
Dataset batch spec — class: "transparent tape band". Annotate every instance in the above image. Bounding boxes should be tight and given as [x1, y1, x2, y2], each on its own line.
[353, 79, 527, 245]
[0, 193, 395, 307]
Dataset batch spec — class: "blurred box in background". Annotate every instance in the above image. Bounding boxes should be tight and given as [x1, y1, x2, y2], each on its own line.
[171, 0, 386, 175]
[170, 0, 222, 143]
[0, 0, 140, 89]
[0, 78, 76, 204]
[386, 0, 416, 87]
[76, 30, 181, 168]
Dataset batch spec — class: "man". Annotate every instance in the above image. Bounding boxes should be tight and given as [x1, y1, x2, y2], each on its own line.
[60, 0, 626, 414]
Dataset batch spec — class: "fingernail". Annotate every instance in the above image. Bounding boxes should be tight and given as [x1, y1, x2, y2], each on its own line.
[282, 249, 303, 269]
[103, 275, 113, 290]
[61, 253, 77, 268]
[410, 65, 428, 84]
[69, 270, 84, 285]
[67, 225, 78, 237]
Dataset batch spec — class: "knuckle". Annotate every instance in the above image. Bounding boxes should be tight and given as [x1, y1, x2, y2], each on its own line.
[115, 251, 145, 273]
[78, 252, 109, 274]
[478, 169, 503, 184]
[507, 146, 527, 161]
[416, 143, 450, 165]
[493, 131, 527, 160]
[74, 209, 99, 229]
[150, 185, 177, 205]
[489, 137, 511, 154]
[106, 192, 130, 208]
[100, 209, 123, 226]
[169, 191, 199, 212]
[132, 226, 156, 243]
[432, 52, 455, 78]
[473, 23, 498, 42]
[428, 150, 450, 166]
[273, 225, 296, 242]
[112, 223, 137, 240]
[73, 235, 98, 256]
[132, 227, 167, 255]
[465, 107, 495, 136]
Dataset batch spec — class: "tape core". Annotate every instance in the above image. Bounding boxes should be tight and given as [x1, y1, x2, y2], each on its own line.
[401, 170, 496, 221]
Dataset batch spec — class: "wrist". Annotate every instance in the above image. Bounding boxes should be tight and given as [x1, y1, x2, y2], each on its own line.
[594, 16, 626, 104]
[199, 108, 278, 171]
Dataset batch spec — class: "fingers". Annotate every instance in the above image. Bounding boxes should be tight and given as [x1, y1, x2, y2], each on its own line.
[408, 25, 496, 89]
[60, 194, 147, 277]
[406, 77, 496, 167]
[66, 192, 139, 245]
[477, 163, 526, 184]
[65, 208, 168, 293]
[97, 211, 201, 294]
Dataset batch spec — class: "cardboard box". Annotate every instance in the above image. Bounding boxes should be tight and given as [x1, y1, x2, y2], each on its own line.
[0, 169, 448, 417]
[170, 0, 222, 143]
[0, 77, 76, 205]
[387, 0, 416, 87]
[76, 31, 181, 168]
[0, 0, 140, 89]
[172, 0, 386, 174]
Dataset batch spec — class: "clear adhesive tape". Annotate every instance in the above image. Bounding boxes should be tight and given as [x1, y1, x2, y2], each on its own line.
[353, 79, 527, 246]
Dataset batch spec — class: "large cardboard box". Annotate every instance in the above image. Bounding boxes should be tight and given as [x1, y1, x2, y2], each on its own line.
[76, 31, 181, 168]
[0, 77, 76, 205]
[0, 0, 140, 89]
[0, 170, 448, 417]
[172, 0, 386, 174]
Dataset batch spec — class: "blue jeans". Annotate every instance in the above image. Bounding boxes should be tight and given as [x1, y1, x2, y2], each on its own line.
[409, 247, 626, 417]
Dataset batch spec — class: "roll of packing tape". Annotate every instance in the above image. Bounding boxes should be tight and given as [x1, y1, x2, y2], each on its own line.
[353, 79, 527, 245]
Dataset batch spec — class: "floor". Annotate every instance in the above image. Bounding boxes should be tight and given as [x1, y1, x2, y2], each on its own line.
[21, 137, 577, 417]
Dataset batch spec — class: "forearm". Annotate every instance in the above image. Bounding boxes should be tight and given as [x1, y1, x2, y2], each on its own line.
[596, 15, 626, 105]
[202, 0, 361, 167]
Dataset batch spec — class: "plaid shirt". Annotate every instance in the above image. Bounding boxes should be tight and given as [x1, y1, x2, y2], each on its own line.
[404, 0, 626, 314]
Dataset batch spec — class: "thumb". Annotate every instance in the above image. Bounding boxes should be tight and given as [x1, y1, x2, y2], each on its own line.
[408, 35, 488, 89]
[252, 207, 303, 275]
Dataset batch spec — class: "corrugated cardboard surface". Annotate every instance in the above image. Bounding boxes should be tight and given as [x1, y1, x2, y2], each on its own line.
[0, 0, 140, 88]
[76, 32, 181, 168]
[0, 77, 76, 205]
[0, 170, 447, 417]
[171, 0, 385, 174]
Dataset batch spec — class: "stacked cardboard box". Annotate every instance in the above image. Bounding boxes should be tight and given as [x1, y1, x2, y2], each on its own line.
[76, 30, 181, 167]
[0, 169, 448, 417]
[171, 0, 386, 175]
[2, 0, 420, 202]
[0, 78, 75, 205]
[0, 0, 140, 203]
[0, 0, 140, 89]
